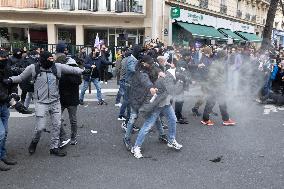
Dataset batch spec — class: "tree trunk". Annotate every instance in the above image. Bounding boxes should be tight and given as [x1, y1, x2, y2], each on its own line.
[261, 0, 279, 49]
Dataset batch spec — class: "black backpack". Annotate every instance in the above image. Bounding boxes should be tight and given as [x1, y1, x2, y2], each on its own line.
[34, 63, 60, 81]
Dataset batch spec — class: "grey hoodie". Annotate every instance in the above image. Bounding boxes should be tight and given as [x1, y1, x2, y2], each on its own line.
[10, 63, 83, 104]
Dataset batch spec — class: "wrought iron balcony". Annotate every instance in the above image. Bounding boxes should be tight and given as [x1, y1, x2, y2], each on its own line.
[245, 13, 251, 20]
[251, 15, 256, 22]
[236, 10, 242, 18]
[199, 0, 208, 9]
[220, 4, 227, 14]
[0, 0, 144, 13]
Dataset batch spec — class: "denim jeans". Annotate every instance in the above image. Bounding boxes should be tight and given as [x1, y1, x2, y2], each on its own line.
[134, 105, 177, 147]
[0, 104, 10, 159]
[125, 107, 165, 140]
[80, 78, 102, 102]
[115, 80, 125, 104]
[119, 84, 130, 118]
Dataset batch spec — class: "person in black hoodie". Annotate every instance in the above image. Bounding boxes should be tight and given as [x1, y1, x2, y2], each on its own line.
[79, 47, 112, 105]
[59, 58, 82, 146]
[0, 50, 18, 171]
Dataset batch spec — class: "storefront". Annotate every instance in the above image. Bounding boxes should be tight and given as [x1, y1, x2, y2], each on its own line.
[272, 29, 284, 48]
[170, 7, 261, 46]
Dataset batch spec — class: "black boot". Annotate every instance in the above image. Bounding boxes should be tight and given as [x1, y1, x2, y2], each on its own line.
[50, 148, 67, 157]
[0, 161, 11, 171]
[192, 107, 201, 117]
[1, 156, 17, 165]
[28, 141, 38, 155]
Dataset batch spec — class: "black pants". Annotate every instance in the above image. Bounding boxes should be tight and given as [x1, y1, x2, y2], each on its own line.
[202, 95, 229, 121]
[175, 101, 184, 120]
[20, 90, 27, 103]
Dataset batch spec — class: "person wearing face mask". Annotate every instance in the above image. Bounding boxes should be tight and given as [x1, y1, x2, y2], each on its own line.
[55, 43, 69, 64]
[9, 48, 27, 102]
[3, 51, 85, 157]
[131, 56, 184, 159]
[79, 47, 113, 105]
[0, 50, 19, 171]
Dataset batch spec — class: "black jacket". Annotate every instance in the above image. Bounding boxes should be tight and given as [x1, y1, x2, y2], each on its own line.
[59, 63, 82, 107]
[0, 63, 18, 104]
[83, 55, 112, 81]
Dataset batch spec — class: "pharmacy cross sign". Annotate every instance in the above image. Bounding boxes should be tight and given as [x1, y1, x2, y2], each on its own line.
[171, 7, 180, 19]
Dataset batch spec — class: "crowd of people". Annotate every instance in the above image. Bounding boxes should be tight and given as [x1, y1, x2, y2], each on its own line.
[0, 39, 283, 171]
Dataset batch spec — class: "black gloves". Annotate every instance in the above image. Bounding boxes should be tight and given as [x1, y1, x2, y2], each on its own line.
[2, 78, 12, 86]
[82, 69, 92, 75]
[9, 93, 20, 102]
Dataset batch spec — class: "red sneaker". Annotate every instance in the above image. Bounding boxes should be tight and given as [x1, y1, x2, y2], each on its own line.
[201, 120, 214, 126]
[222, 119, 236, 126]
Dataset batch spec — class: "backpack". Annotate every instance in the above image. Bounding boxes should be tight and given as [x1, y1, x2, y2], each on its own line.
[34, 63, 61, 81]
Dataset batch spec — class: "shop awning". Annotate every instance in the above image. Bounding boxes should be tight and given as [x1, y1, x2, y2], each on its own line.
[218, 28, 245, 41]
[234, 31, 262, 42]
[177, 22, 227, 40]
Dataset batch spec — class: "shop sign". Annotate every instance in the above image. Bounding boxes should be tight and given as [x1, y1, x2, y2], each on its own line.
[173, 8, 255, 33]
[174, 9, 215, 27]
[233, 22, 254, 33]
[171, 7, 180, 19]
[216, 17, 234, 30]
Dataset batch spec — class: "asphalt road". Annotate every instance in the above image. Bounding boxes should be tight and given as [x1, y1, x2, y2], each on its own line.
[1, 81, 284, 189]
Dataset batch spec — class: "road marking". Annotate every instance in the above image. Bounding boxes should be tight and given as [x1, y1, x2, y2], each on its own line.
[263, 105, 284, 115]
[9, 112, 34, 118]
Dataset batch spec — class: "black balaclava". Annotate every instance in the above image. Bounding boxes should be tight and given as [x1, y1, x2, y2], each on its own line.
[13, 48, 23, 59]
[0, 50, 8, 69]
[40, 51, 54, 69]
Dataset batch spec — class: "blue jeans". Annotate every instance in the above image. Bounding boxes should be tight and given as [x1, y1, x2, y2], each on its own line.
[119, 84, 130, 118]
[134, 105, 176, 147]
[125, 107, 165, 140]
[115, 80, 125, 104]
[0, 104, 9, 159]
[80, 78, 102, 102]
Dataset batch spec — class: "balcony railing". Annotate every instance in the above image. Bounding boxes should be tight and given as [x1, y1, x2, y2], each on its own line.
[236, 10, 242, 18]
[245, 13, 251, 21]
[0, 0, 144, 13]
[220, 4, 227, 14]
[251, 15, 256, 22]
[199, 0, 208, 9]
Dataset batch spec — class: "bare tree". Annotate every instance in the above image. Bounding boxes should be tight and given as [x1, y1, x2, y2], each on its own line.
[261, 0, 280, 49]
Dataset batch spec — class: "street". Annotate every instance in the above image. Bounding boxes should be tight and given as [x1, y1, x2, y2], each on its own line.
[1, 80, 284, 189]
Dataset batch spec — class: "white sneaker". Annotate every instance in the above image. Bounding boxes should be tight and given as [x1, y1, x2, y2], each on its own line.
[131, 146, 143, 159]
[117, 116, 126, 121]
[121, 121, 127, 132]
[167, 139, 182, 150]
[115, 103, 122, 107]
[59, 138, 70, 148]
[105, 82, 108, 84]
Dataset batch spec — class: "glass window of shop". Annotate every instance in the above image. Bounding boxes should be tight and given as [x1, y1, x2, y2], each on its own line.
[84, 28, 144, 47]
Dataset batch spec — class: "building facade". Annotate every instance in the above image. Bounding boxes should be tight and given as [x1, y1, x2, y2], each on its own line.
[0, 0, 160, 51]
[151, 0, 271, 46]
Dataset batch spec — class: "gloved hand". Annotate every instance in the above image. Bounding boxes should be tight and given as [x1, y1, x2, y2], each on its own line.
[9, 93, 20, 102]
[82, 69, 92, 75]
[2, 78, 12, 86]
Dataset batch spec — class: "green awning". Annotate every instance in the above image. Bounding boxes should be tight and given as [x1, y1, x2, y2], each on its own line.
[219, 28, 245, 41]
[235, 31, 262, 42]
[177, 22, 227, 40]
